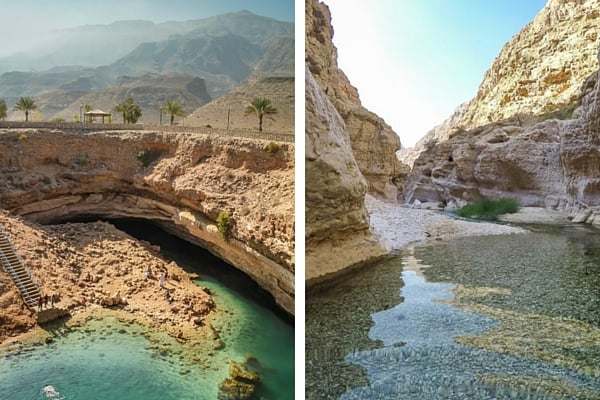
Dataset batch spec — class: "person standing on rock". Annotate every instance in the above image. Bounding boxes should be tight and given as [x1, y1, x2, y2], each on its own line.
[38, 296, 43, 312]
[159, 272, 166, 288]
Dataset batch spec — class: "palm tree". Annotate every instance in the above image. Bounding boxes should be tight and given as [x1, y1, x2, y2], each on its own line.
[14, 97, 38, 122]
[83, 104, 93, 123]
[161, 100, 186, 125]
[114, 97, 142, 124]
[244, 97, 278, 132]
[0, 99, 7, 121]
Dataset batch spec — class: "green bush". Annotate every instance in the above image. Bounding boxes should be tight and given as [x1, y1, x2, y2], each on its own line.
[217, 211, 231, 241]
[265, 141, 280, 155]
[137, 150, 149, 167]
[457, 198, 519, 221]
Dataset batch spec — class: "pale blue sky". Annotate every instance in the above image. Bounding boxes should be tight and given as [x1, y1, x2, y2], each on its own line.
[324, 0, 547, 147]
[0, 0, 294, 56]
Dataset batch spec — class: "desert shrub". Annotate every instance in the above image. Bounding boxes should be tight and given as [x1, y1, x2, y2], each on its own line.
[205, 124, 212, 128]
[74, 154, 90, 167]
[265, 141, 280, 155]
[137, 150, 150, 167]
[217, 211, 231, 241]
[457, 198, 519, 221]
[50, 117, 66, 123]
[18, 134, 28, 141]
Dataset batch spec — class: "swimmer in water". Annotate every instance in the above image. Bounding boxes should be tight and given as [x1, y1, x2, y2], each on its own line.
[44, 384, 58, 398]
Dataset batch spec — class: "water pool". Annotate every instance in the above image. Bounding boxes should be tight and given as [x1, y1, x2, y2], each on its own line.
[0, 220, 294, 400]
[306, 225, 600, 399]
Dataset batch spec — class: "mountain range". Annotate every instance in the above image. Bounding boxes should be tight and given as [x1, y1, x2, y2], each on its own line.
[1, 10, 294, 125]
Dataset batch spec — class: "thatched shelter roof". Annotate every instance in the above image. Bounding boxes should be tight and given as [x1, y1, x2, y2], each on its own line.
[83, 109, 111, 123]
[84, 109, 111, 117]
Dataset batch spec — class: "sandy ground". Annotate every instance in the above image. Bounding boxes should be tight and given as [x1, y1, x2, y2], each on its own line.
[365, 195, 530, 252]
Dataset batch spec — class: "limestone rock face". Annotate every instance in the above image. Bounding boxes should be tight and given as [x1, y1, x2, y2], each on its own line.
[0, 128, 294, 314]
[306, 0, 409, 200]
[405, 62, 600, 215]
[402, 0, 600, 166]
[305, 0, 395, 285]
[305, 67, 387, 284]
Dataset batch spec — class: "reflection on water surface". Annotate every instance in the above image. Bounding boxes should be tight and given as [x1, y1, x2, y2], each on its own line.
[306, 226, 600, 399]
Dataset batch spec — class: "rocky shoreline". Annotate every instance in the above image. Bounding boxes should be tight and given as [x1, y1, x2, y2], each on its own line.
[0, 211, 217, 348]
[365, 194, 585, 252]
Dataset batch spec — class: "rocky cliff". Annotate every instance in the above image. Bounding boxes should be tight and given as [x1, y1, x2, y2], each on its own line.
[305, 0, 409, 200]
[403, 0, 600, 222]
[0, 127, 294, 314]
[305, 0, 398, 285]
[405, 52, 600, 220]
[402, 0, 600, 165]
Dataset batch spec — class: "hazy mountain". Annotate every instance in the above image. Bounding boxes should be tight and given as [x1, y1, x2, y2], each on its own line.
[103, 10, 294, 97]
[0, 20, 203, 74]
[0, 10, 293, 122]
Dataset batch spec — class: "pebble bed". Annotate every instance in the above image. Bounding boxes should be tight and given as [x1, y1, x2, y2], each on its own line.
[306, 225, 600, 399]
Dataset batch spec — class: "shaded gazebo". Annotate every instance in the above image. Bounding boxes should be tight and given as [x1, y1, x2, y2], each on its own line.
[84, 109, 111, 123]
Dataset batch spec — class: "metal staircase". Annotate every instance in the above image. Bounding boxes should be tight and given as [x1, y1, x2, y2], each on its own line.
[0, 225, 40, 310]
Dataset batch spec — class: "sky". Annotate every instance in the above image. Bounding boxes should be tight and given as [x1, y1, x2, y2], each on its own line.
[0, 0, 294, 57]
[324, 0, 547, 147]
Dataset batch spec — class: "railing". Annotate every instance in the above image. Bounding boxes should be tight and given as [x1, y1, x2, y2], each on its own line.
[0, 225, 40, 309]
[0, 121, 295, 143]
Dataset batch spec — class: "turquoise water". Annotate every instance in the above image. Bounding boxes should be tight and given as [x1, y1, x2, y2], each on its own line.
[0, 220, 294, 400]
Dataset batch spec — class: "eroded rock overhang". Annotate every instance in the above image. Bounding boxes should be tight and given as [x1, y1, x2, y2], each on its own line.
[0, 127, 295, 315]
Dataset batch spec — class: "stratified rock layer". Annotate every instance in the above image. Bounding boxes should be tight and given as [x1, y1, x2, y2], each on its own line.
[0, 128, 294, 314]
[306, 0, 397, 285]
[405, 62, 600, 217]
[305, 0, 408, 200]
[402, 0, 600, 165]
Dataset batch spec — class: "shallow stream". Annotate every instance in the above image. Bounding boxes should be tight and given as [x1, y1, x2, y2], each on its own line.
[0, 220, 294, 399]
[306, 224, 600, 399]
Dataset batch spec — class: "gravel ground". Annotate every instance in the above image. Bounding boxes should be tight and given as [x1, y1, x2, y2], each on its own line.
[365, 195, 527, 252]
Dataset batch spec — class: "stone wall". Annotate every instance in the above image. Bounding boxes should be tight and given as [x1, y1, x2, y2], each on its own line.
[0, 121, 294, 143]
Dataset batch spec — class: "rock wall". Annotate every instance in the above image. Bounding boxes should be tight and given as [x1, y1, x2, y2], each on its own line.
[402, 0, 600, 166]
[403, 0, 600, 223]
[405, 62, 600, 219]
[305, 0, 399, 285]
[305, 0, 409, 200]
[0, 128, 295, 314]
[305, 68, 387, 285]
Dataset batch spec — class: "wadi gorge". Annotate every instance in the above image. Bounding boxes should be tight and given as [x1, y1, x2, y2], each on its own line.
[0, 125, 295, 314]
[404, 0, 600, 219]
[306, 0, 600, 285]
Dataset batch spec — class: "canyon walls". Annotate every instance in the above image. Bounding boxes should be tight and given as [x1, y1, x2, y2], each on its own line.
[403, 0, 600, 221]
[305, 0, 409, 201]
[305, 0, 407, 285]
[0, 127, 295, 314]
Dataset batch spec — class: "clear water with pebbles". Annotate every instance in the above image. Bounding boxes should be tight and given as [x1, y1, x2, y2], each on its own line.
[0, 220, 294, 400]
[306, 224, 600, 400]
